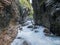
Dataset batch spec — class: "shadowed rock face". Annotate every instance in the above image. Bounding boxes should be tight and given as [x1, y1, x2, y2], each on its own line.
[0, 0, 12, 29]
[46, 0, 60, 36]
[32, 0, 60, 36]
[0, 7, 12, 29]
[50, 10, 60, 36]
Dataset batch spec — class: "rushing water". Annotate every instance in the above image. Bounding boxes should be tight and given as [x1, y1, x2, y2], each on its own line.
[11, 20, 60, 45]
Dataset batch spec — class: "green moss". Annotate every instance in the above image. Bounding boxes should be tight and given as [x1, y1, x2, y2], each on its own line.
[19, 0, 33, 17]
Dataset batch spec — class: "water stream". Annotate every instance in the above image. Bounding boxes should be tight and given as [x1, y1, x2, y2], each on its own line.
[11, 20, 60, 45]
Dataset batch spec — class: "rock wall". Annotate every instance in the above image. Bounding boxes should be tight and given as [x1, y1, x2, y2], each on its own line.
[0, 0, 20, 45]
[14, 0, 29, 24]
[32, 0, 60, 36]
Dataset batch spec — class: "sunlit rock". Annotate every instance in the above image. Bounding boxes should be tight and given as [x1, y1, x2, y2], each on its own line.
[0, 0, 20, 45]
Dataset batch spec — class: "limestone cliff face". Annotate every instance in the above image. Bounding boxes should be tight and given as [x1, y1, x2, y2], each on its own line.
[0, 0, 20, 45]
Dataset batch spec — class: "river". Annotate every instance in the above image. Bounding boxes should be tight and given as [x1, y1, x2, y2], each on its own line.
[11, 20, 60, 45]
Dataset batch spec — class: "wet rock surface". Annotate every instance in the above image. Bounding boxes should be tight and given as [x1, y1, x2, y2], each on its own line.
[43, 28, 51, 34]
[34, 30, 39, 33]
[27, 25, 33, 28]
[22, 40, 31, 45]
[16, 37, 23, 39]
